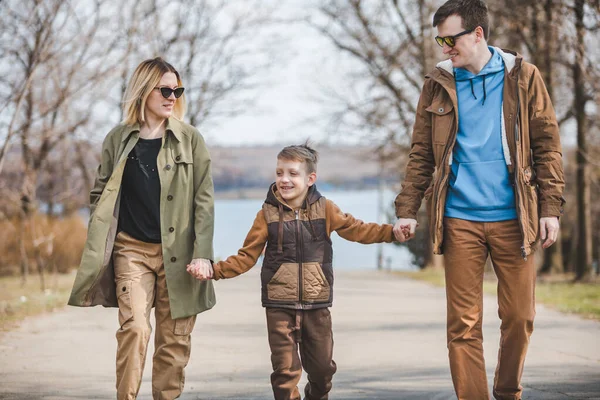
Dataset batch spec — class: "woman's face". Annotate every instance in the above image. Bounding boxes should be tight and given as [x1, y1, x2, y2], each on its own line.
[144, 72, 179, 122]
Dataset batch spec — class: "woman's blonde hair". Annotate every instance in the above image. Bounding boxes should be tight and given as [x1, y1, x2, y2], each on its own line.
[122, 57, 186, 125]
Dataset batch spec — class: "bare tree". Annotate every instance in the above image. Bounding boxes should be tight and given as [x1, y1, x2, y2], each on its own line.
[309, 0, 440, 268]
[0, 0, 125, 285]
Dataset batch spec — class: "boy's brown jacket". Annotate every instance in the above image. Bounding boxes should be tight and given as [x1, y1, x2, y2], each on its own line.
[394, 48, 565, 257]
[213, 184, 395, 309]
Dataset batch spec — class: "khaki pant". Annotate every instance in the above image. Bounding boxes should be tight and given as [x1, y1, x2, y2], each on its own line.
[266, 308, 337, 400]
[443, 218, 536, 400]
[113, 231, 196, 400]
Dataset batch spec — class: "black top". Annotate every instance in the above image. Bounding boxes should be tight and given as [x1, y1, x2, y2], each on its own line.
[118, 137, 162, 243]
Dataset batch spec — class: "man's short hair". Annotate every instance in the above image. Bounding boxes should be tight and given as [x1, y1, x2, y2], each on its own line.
[433, 0, 490, 40]
[278, 142, 319, 174]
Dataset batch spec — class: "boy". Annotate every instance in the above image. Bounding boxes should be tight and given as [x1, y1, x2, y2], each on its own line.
[188, 143, 397, 400]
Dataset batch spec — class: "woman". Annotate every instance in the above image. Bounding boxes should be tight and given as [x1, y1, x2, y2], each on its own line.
[69, 57, 215, 399]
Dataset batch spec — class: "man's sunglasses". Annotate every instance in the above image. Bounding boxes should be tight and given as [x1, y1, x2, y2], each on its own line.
[435, 28, 474, 47]
[154, 86, 185, 99]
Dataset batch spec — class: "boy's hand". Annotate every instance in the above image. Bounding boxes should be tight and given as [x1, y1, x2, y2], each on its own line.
[186, 258, 214, 280]
[393, 218, 417, 242]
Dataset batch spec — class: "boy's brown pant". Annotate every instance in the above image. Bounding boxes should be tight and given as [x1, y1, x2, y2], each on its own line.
[113, 232, 196, 400]
[443, 218, 536, 400]
[265, 308, 337, 400]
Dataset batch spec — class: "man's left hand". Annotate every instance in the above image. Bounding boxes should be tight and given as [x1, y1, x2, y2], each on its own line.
[540, 217, 560, 249]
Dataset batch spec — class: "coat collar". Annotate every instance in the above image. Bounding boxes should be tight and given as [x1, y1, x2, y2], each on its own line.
[265, 183, 322, 211]
[435, 46, 520, 76]
[120, 117, 185, 143]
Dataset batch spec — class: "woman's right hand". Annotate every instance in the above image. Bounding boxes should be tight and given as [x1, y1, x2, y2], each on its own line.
[186, 258, 214, 280]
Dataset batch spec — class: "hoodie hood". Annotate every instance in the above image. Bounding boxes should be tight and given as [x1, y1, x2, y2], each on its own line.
[454, 46, 504, 81]
[436, 46, 518, 76]
[452, 47, 505, 106]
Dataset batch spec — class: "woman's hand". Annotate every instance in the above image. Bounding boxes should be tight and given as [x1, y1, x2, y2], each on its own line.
[186, 258, 214, 280]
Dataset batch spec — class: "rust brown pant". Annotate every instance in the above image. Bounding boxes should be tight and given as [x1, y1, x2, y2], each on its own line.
[266, 308, 337, 400]
[113, 231, 196, 400]
[443, 218, 536, 400]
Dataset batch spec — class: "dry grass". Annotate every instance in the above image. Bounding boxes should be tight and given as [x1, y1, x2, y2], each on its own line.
[0, 213, 87, 276]
[0, 271, 76, 332]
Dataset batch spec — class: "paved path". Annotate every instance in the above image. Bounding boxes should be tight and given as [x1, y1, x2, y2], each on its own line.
[1, 269, 599, 399]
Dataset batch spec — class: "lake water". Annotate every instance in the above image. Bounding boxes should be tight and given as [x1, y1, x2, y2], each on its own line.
[214, 189, 416, 271]
[76, 189, 416, 271]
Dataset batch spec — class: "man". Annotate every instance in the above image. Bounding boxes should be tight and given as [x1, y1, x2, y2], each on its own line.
[392, 0, 565, 399]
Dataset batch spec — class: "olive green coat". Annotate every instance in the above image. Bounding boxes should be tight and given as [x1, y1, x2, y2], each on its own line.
[68, 117, 216, 319]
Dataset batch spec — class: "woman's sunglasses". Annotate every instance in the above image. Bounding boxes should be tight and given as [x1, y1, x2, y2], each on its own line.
[154, 86, 185, 99]
[435, 28, 474, 47]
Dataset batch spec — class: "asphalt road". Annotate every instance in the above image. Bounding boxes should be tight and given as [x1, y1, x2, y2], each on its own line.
[1, 269, 599, 399]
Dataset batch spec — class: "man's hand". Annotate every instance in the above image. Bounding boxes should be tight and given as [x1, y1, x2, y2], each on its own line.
[186, 258, 214, 280]
[540, 217, 560, 249]
[393, 218, 418, 242]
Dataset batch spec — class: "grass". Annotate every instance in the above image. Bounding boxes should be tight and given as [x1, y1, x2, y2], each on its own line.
[394, 268, 600, 320]
[0, 271, 76, 332]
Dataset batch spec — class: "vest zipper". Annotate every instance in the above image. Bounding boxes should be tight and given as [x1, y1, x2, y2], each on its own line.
[295, 209, 304, 306]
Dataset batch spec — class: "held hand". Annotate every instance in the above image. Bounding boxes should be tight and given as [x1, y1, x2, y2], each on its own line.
[186, 258, 214, 281]
[540, 217, 560, 249]
[393, 218, 418, 242]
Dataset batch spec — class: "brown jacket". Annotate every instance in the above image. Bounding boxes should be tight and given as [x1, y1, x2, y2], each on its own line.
[394, 48, 565, 257]
[213, 184, 395, 309]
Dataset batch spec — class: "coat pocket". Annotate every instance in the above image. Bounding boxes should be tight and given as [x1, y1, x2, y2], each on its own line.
[426, 101, 454, 145]
[267, 263, 299, 301]
[424, 184, 435, 240]
[116, 280, 134, 327]
[302, 262, 331, 302]
[173, 315, 196, 336]
[522, 167, 539, 245]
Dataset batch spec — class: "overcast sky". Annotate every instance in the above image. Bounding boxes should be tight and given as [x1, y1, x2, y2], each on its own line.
[202, 2, 350, 147]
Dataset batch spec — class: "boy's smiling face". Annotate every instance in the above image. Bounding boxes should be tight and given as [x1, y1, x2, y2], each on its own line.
[275, 158, 317, 209]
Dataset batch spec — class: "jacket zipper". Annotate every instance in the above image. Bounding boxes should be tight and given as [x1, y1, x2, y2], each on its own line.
[295, 209, 304, 307]
[512, 75, 528, 260]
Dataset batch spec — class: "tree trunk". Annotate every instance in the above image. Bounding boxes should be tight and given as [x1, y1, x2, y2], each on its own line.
[19, 217, 30, 286]
[539, 231, 563, 274]
[573, 0, 592, 280]
[537, 0, 563, 275]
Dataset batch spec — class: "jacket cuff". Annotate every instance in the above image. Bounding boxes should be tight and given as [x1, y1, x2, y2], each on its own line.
[540, 202, 564, 218]
[212, 262, 223, 281]
[395, 209, 418, 220]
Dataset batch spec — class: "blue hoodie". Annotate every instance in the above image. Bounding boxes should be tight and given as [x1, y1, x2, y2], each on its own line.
[444, 47, 517, 221]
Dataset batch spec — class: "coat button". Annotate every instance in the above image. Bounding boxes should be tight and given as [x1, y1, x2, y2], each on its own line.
[167, 195, 173, 201]
[438, 107, 444, 113]
[176, 155, 181, 161]
[165, 164, 172, 170]
[171, 257, 176, 262]
[122, 286, 126, 292]
[169, 227, 174, 232]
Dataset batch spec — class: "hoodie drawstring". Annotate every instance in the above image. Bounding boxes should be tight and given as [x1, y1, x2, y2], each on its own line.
[469, 76, 487, 105]
[469, 79, 477, 100]
[482, 75, 487, 105]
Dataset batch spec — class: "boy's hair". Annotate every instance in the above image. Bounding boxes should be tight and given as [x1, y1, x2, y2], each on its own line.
[277, 142, 319, 174]
[433, 0, 490, 40]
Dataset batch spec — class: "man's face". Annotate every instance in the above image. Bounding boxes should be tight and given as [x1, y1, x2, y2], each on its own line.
[275, 158, 316, 208]
[436, 14, 479, 71]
